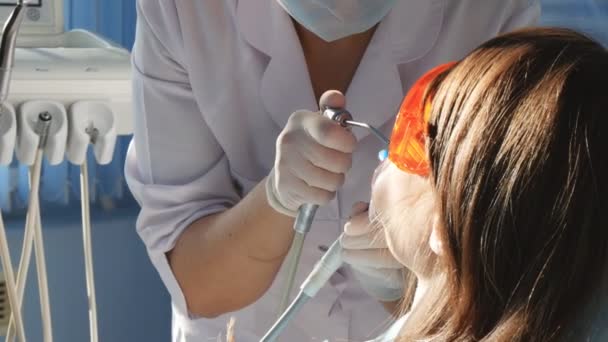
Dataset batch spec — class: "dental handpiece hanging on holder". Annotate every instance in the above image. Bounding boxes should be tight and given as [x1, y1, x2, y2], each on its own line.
[0, 0, 26, 103]
[274, 106, 391, 339]
[0, 2, 41, 342]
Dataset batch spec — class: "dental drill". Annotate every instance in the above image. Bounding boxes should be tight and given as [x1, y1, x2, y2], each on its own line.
[277, 107, 354, 314]
[0, 0, 26, 103]
[277, 107, 391, 321]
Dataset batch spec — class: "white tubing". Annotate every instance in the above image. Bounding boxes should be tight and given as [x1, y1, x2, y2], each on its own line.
[6, 149, 52, 342]
[277, 232, 305, 317]
[80, 160, 98, 342]
[300, 235, 343, 298]
[263, 234, 344, 341]
[0, 209, 26, 342]
[34, 205, 52, 342]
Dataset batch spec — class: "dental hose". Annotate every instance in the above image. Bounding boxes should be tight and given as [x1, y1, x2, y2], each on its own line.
[263, 234, 344, 342]
[7, 113, 54, 342]
[277, 204, 318, 314]
[32, 173, 53, 342]
[80, 127, 99, 342]
[0, 187, 27, 342]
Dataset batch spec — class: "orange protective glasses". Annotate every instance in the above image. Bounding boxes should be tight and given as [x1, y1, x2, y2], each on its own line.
[388, 62, 456, 176]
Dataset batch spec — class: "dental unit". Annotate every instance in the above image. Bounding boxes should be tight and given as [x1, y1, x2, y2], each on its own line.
[0, 0, 132, 340]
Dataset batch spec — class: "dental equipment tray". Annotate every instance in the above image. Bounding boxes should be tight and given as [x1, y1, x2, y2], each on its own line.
[9, 30, 133, 135]
[0, 1, 133, 135]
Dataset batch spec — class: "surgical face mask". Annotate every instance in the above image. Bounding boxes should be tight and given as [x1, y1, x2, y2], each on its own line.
[277, 0, 398, 42]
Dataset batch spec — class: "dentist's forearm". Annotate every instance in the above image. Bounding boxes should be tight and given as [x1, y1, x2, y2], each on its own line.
[168, 177, 295, 318]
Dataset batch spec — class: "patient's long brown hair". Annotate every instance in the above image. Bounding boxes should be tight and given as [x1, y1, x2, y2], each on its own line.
[398, 28, 608, 341]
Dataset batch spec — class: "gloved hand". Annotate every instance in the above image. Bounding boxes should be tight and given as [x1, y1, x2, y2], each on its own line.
[265, 91, 357, 217]
[340, 202, 405, 302]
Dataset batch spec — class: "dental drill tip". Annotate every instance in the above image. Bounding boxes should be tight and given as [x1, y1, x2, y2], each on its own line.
[36, 112, 52, 148]
[86, 124, 100, 144]
[39, 111, 52, 122]
[343, 120, 390, 145]
[322, 107, 353, 126]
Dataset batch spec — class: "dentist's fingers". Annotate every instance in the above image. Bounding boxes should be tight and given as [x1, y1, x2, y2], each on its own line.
[299, 110, 357, 154]
[344, 208, 379, 237]
[287, 153, 346, 192]
[270, 102, 356, 213]
[299, 137, 353, 173]
[273, 168, 334, 209]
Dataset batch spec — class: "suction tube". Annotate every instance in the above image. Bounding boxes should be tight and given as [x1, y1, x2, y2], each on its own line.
[262, 234, 343, 342]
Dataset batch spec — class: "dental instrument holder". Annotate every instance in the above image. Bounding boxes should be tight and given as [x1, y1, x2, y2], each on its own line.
[67, 101, 118, 165]
[0, 103, 17, 165]
[17, 100, 68, 166]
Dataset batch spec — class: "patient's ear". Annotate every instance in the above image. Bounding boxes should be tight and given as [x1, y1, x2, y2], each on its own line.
[429, 214, 444, 256]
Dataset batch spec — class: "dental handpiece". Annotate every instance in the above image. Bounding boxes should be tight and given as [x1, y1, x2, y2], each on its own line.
[323, 107, 390, 145]
[277, 106, 356, 315]
[277, 108, 390, 315]
[0, 0, 26, 103]
[262, 234, 344, 342]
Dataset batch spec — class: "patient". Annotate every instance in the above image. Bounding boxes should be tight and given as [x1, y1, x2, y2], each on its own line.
[225, 27, 607, 341]
[358, 27, 608, 341]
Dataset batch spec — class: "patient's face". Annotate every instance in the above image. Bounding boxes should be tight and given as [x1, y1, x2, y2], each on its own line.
[370, 160, 438, 276]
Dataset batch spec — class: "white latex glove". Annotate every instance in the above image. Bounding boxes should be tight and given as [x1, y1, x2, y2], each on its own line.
[265, 91, 357, 217]
[341, 202, 405, 302]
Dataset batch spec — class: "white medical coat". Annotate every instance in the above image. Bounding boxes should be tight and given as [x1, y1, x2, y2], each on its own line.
[125, 0, 540, 341]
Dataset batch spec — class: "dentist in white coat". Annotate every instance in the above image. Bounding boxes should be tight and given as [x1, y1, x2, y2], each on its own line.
[125, 1, 541, 341]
